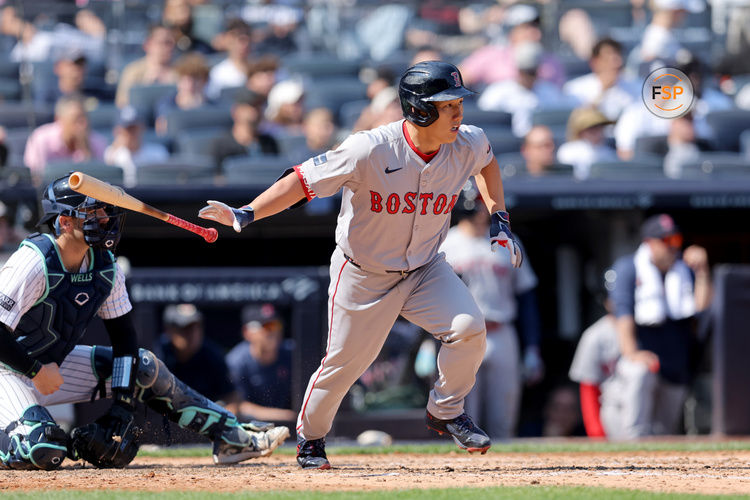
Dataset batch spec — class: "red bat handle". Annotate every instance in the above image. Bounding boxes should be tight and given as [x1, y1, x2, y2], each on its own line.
[166, 214, 218, 243]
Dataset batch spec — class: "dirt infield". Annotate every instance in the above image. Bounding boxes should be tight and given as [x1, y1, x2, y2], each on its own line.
[1, 451, 749, 495]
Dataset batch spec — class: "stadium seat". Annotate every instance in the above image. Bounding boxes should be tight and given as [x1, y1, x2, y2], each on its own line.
[128, 84, 177, 123]
[0, 78, 21, 101]
[4, 128, 30, 168]
[740, 129, 750, 160]
[164, 106, 232, 137]
[462, 107, 513, 129]
[496, 152, 526, 177]
[305, 78, 368, 119]
[338, 99, 370, 130]
[0, 166, 32, 188]
[634, 135, 669, 157]
[531, 107, 575, 129]
[222, 156, 291, 186]
[679, 153, 750, 179]
[275, 134, 309, 159]
[44, 160, 124, 186]
[174, 128, 226, 157]
[0, 103, 54, 129]
[483, 128, 522, 154]
[589, 156, 664, 179]
[705, 109, 750, 151]
[88, 103, 120, 133]
[0, 56, 19, 79]
[282, 53, 361, 79]
[218, 86, 246, 104]
[558, 0, 634, 31]
[137, 156, 215, 185]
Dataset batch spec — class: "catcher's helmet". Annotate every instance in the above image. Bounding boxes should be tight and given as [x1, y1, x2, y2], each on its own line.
[38, 175, 126, 250]
[399, 61, 475, 127]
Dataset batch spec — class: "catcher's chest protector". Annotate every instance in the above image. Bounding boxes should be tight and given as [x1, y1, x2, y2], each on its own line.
[13, 233, 116, 365]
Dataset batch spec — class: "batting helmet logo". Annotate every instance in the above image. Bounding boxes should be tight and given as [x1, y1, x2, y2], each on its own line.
[398, 61, 476, 127]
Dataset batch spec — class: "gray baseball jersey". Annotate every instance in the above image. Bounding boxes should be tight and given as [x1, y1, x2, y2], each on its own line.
[440, 228, 537, 438]
[440, 229, 537, 324]
[293, 119, 495, 440]
[568, 315, 620, 385]
[295, 120, 493, 272]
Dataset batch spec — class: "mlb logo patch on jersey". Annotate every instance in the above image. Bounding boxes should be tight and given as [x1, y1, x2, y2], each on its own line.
[0, 292, 16, 311]
[313, 153, 328, 166]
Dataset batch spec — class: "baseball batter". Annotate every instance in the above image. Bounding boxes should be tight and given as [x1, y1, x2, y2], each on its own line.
[0, 176, 288, 470]
[199, 61, 523, 469]
[439, 195, 541, 439]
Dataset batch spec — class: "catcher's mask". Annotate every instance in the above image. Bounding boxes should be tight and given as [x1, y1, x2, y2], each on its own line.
[38, 175, 126, 250]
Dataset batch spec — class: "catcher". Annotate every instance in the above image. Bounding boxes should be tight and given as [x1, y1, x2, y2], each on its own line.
[0, 175, 289, 470]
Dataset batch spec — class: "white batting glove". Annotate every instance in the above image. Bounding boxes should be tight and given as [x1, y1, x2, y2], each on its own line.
[198, 200, 254, 233]
[489, 210, 523, 268]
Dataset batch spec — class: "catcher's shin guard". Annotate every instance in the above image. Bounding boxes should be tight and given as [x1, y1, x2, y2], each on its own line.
[134, 349, 287, 463]
[0, 406, 68, 470]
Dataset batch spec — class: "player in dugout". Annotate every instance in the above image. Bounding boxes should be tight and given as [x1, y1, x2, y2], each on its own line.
[199, 61, 523, 469]
[0, 175, 289, 470]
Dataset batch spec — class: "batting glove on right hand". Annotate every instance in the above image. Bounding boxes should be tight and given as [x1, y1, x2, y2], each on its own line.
[489, 210, 523, 268]
[198, 200, 254, 233]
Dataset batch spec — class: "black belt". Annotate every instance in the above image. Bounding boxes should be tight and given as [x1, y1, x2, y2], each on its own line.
[343, 253, 421, 278]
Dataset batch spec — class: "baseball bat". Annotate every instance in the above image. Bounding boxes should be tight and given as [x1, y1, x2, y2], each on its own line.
[68, 172, 218, 243]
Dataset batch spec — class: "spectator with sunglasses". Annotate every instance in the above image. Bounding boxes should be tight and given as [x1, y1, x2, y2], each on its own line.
[225, 304, 296, 423]
[602, 214, 712, 438]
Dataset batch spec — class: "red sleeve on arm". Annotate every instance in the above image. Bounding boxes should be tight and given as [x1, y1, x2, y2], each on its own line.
[579, 383, 607, 439]
[293, 165, 315, 201]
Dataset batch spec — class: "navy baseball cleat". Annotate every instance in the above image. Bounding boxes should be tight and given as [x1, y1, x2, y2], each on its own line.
[296, 435, 331, 469]
[426, 411, 491, 454]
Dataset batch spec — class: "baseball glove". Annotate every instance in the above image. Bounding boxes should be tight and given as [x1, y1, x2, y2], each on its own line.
[70, 402, 142, 468]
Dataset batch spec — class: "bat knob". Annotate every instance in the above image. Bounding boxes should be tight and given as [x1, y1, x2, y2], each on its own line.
[205, 228, 218, 243]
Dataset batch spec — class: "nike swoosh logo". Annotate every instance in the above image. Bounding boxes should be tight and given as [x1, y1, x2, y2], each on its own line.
[385, 167, 403, 174]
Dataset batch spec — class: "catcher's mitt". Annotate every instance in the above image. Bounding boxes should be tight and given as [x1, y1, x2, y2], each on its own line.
[70, 402, 142, 468]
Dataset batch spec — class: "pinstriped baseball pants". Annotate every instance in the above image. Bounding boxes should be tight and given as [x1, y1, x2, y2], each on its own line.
[0, 345, 110, 437]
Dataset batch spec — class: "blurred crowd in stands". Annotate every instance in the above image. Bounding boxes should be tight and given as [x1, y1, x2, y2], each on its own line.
[0, 0, 748, 191]
[0, 0, 740, 439]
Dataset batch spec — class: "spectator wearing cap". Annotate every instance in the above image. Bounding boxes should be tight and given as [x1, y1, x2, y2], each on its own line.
[260, 79, 305, 139]
[478, 42, 574, 137]
[158, 304, 238, 405]
[459, 4, 565, 88]
[104, 106, 169, 187]
[209, 89, 279, 175]
[154, 52, 214, 135]
[604, 214, 711, 438]
[34, 49, 97, 107]
[206, 19, 253, 100]
[225, 304, 295, 422]
[115, 25, 178, 108]
[23, 94, 107, 185]
[557, 107, 617, 180]
[563, 38, 638, 121]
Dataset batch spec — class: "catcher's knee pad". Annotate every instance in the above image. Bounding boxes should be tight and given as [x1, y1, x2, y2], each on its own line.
[0, 406, 68, 471]
[134, 349, 245, 442]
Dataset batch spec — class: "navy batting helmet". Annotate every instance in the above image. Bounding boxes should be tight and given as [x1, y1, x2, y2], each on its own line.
[38, 175, 126, 250]
[399, 61, 475, 127]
